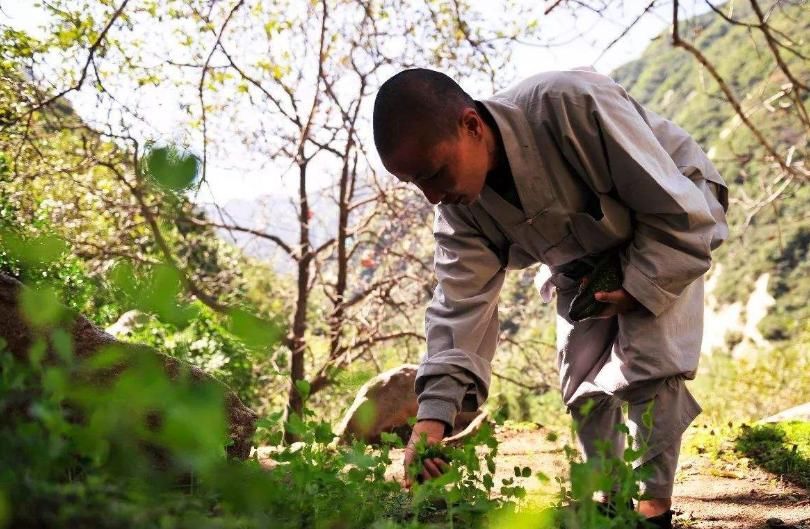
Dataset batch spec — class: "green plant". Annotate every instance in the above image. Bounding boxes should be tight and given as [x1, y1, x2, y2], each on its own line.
[736, 421, 810, 489]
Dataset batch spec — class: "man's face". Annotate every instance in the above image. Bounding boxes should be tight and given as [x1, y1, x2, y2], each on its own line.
[382, 109, 491, 206]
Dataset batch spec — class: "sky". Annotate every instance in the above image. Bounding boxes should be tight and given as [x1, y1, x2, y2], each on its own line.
[1, 0, 712, 205]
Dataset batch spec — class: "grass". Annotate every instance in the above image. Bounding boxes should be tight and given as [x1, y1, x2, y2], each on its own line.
[683, 420, 810, 489]
[735, 421, 810, 489]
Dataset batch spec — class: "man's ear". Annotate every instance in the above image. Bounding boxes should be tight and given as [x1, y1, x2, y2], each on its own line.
[459, 107, 482, 138]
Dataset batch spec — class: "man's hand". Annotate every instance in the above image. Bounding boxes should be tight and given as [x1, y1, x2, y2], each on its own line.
[593, 287, 639, 318]
[403, 419, 450, 489]
[579, 276, 640, 319]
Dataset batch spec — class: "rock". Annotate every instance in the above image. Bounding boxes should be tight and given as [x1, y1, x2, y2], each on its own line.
[445, 409, 490, 446]
[334, 364, 486, 445]
[763, 402, 810, 423]
[105, 309, 148, 337]
[0, 272, 257, 460]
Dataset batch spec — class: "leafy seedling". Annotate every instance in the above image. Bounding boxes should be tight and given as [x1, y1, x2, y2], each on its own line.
[569, 251, 623, 321]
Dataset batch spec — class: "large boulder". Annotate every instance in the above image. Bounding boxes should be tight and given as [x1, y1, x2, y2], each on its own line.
[335, 364, 486, 445]
[763, 402, 810, 423]
[0, 272, 257, 460]
[105, 309, 149, 337]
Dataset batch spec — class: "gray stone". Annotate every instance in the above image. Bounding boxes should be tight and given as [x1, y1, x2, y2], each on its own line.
[763, 402, 810, 423]
[335, 364, 486, 445]
[105, 309, 149, 337]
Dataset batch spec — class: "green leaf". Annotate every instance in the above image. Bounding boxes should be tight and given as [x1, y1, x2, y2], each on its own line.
[294, 378, 310, 400]
[227, 308, 282, 350]
[0, 229, 68, 267]
[142, 144, 200, 191]
[0, 488, 9, 527]
[28, 337, 47, 370]
[285, 413, 306, 436]
[353, 399, 377, 434]
[50, 328, 73, 362]
[20, 285, 64, 328]
[380, 432, 403, 447]
[312, 421, 334, 443]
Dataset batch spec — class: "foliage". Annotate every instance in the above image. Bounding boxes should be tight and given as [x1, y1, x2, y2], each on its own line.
[141, 143, 201, 192]
[118, 303, 268, 408]
[0, 232, 651, 527]
[0, 337, 653, 528]
[736, 421, 810, 489]
[689, 321, 810, 424]
[683, 420, 810, 490]
[0, 220, 120, 326]
[101, 256, 284, 410]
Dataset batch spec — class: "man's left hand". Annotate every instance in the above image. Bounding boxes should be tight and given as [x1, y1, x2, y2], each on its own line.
[592, 288, 640, 318]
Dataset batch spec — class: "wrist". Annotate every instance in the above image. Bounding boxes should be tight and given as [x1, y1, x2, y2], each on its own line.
[416, 398, 458, 433]
[417, 418, 452, 437]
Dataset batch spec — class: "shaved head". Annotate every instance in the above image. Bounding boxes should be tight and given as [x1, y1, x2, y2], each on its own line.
[373, 68, 475, 160]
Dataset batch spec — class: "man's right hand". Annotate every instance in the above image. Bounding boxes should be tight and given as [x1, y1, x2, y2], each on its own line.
[403, 419, 450, 489]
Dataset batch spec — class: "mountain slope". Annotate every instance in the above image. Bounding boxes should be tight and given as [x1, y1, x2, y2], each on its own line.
[610, 1, 810, 342]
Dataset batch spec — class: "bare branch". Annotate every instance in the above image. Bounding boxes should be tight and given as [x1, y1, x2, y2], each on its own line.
[24, 0, 130, 119]
[671, 0, 808, 182]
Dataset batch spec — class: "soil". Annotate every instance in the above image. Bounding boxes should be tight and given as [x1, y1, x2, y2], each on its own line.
[383, 424, 810, 528]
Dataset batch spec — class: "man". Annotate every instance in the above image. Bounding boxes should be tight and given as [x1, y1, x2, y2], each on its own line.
[372, 67, 729, 528]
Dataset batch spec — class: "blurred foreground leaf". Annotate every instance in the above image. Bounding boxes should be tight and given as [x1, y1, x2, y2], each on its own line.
[142, 144, 200, 192]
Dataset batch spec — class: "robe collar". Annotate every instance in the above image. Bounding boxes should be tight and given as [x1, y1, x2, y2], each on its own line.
[476, 97, 556, 226]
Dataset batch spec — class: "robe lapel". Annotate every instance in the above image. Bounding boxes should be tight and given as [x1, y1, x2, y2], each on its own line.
[477, 98, 574, 258]
[479, 98, 555, 221]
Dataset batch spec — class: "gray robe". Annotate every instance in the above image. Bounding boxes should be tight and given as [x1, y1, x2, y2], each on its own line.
[414, 67, 729, 431]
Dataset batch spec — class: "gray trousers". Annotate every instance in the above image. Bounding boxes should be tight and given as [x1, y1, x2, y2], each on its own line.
[569, 376, 697, 497]
[554, 276, 704, 498]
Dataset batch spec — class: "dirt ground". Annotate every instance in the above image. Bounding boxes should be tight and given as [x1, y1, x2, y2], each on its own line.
[384, 424, 810, 528]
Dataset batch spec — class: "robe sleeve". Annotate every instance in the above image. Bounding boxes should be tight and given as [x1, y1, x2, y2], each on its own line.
[554, 77, 718, 317]
[415, 204, 506, 431]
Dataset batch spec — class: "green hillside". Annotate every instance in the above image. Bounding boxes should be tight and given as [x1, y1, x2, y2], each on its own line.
[611, 1, 810, 341]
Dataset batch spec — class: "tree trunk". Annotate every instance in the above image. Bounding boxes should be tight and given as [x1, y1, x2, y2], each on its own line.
[0, 272, 258, 460]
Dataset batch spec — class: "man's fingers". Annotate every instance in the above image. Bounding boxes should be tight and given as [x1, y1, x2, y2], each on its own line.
[403, 447, 416, 488]
[594, 289, 623, 304]
[423, 458, 443, 478]
[403, 456, 449, 488]
[402, 421, 450, 488]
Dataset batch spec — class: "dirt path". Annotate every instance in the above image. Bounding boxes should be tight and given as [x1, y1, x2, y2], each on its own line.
[384, 424, 810, 528]
[674, 452, 809, 528]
